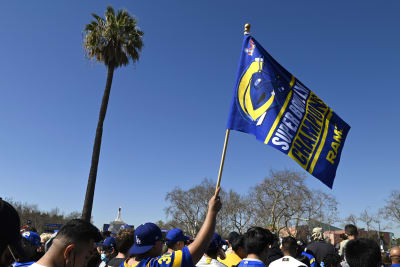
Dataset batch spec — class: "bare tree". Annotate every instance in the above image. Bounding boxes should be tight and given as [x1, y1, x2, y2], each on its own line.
[164, 171, 339, 238]
[381, 190, 400, 225]
[165, 179, 254, 237]
[223, 190, 253, 234]
[165, 179, 223, 237]
[343, 214, 358, 227]
[359, 209, 375, 232]
[248, 170, 338, 236]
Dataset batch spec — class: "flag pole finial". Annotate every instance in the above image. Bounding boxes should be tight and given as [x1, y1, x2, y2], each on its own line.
[244, 24, 251, 35]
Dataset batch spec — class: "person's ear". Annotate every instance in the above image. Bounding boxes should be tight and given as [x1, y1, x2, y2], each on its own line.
[64, 244, 75, 260]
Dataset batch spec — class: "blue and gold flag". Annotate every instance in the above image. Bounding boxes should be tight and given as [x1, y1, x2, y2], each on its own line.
[227, 35, 350, 188]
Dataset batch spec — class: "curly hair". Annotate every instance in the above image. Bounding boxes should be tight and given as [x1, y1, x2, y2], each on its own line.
[116, 228, 134, 254]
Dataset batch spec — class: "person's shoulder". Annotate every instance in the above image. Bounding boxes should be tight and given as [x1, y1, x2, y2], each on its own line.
[306, 242, 317, 249]
[219, 252, 242, 267]
[30, 263, 45, 267]
[210, 259, 227, 267]
[289, 257, 307, 267]
[108, 258, 125, 267]
[149, 247, 192, 267]
[237, 259, 266, 267]
[268, 257, 282, 267]
[324, 242, 336, 250]
[196, 256, 211, 267]
[270, 256, 307, 267]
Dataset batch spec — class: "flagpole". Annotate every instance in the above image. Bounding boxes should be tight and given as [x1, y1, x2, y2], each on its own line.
[215, 23, 251, 193]
[215, 129, 230, 191]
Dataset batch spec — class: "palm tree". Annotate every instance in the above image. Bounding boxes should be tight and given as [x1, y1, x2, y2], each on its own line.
[81, 6, 143, 222]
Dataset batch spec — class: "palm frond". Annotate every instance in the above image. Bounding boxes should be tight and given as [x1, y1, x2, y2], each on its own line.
[83, 6, 143, 68]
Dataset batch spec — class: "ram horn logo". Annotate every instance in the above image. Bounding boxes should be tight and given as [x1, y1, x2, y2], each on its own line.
[237, 57, 286, 125]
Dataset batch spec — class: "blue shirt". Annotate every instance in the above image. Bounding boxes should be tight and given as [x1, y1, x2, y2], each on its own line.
[390, 264, 400, 267]
[120, 246, 193, 267]
[237, 259, 266, 267]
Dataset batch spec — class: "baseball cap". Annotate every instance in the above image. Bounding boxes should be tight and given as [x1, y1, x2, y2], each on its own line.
[22, 231, 41, 247]
[129, 223, 162, 255]
[209, 233, 227, 250]
[166, 228, 189, 246]
[0, 198, 26, 259]
[102, 237, 116, 249]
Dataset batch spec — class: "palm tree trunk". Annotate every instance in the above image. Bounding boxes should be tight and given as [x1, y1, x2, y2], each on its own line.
[82, 64, 115, 222]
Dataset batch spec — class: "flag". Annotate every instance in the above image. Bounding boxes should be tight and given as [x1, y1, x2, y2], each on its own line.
[226, 35, 350, 188]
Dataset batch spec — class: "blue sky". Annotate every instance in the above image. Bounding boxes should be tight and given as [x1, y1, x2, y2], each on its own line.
[1, 1, 399, 236]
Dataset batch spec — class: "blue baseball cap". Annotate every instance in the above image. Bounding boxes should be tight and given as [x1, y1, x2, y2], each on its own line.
[102, 237, 116, 248]
[129, 223, 162, 255]
[166, 228, 189, 246]
[22, 231, 41, 247]
[209, 233, 227, 250]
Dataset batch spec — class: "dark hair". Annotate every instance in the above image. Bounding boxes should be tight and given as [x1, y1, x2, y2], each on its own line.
[166, 240, 182, 249]
[231, 235, 245, 252]
[344, 225, 358, 237]
[322, 253, 340, 267]
[86, 248, 101, 267]
[166, 243, 174, 249]
[0, 198, 21, 255]
[228, 232, 240, 245]
[206, 246, 218, 257]
[345, 238, 381, 267]
[339, 233, 347, 240]
[116, 229, 134, 254]
[244, 227, 274, 256]
[281, 236, 298, 256]
[55, 219, 102, 245]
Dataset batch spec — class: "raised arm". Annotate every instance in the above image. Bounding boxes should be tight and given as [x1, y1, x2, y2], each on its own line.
[188, 187, 222, 264]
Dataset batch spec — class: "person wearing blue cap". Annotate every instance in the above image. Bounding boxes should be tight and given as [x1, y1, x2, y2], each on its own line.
[99, 237, 117, 267]
[196, 233, 228, 267]
[12, 231, 42, 267]
[166, 229, 189, 253]
[121, 188, 222, 267]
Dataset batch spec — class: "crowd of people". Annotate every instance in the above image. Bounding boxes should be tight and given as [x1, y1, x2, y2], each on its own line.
[1, 192, 399, 267]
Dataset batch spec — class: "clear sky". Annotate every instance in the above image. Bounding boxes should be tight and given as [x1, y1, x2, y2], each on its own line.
[1, 1, 399, 236]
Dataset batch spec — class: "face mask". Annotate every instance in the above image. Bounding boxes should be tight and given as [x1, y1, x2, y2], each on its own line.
[100, 253, 108, 262]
